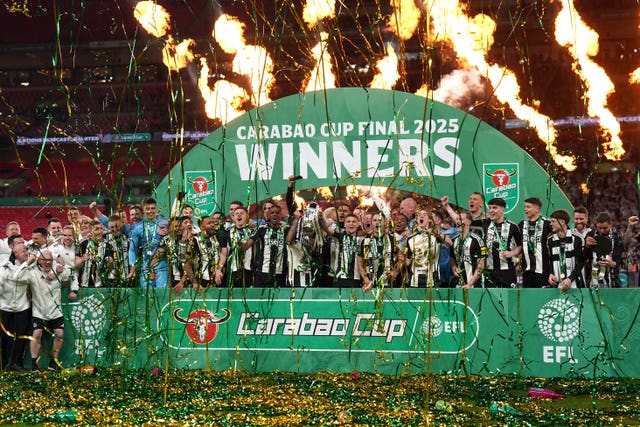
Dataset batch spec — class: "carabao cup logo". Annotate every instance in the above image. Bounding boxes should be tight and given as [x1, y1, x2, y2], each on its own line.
[188, 176, 212, 194]
[537, 299, 580, 343]
[483, 163, 519, 213]
[173, 308, 231, 344]
[487, 168, 516, 187]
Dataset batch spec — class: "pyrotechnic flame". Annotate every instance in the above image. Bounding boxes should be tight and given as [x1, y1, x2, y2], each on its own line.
[415, 84, 428, 97]
[486, 65, 575, 171]
[554, 0, 624, 161]
[162, 37, 195, 71]
[232, 45, 275, 106]
[427, 0, 574, 171]
[272, 193, 307, 210]
[197, 58, 248, 123]
[305, 32, 336, 92]
[214, 14, 275, 107]
[388, 0, 422, 41]
[134, 1, 171, 38]
[134, 2, 194, 71]
[580, 182, 589, 194]
[345, 185, 360, 200]
[370, 44, 400, 90]
[294, 192, 307, 209]
[303, 0, 335, 28]
[630, 68, 640, 85]
[214, 14, 245, 55]
[359, 198, 375, 208]
[316, 186, 333, 200]
[345, 186, 389, 209]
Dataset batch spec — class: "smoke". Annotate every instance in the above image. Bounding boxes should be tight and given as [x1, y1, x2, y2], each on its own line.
[433, 68, 486, 110]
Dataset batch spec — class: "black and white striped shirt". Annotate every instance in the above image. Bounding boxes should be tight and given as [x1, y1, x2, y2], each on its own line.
[253, 224, 288, 275]
[358, 233, 396, 285]
[585, 229, 624, 288]
[571, 226, 592, 286]
[547, 231, 583, 288]
[483, 219, 522, 272]
[519, 217, 551, 276]
[196, 232, 228, 282]
[330, 232, 362, 280]
[451, 232, 485, 285]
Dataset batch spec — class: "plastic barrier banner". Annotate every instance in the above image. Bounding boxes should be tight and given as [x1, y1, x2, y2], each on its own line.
[59, 288, 640, 377]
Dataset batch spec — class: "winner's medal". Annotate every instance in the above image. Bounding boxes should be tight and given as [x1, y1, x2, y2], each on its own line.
[559, 243, 567, 281]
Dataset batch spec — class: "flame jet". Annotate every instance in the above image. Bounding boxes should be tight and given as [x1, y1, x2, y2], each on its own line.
[425, 0, 575, 171]
[133, 1, 195, 71]
[554, 0, 625, 161]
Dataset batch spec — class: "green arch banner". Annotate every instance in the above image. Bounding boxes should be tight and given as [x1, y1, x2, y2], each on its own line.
[154, 88, 572, 221]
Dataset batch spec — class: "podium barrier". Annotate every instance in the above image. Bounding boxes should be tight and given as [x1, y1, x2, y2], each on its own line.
[58, 287, 640, 378]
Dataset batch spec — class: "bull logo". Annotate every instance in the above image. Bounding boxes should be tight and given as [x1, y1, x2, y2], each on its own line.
[187, 176, 214, 194]
[485, 168, 516, 187]
[483, 163, 519, 214]
[173, 308, 231, 344]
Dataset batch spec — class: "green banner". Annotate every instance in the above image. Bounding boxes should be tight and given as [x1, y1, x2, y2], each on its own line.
[57, 288, 640, 378]
[154, 88, 572, 222]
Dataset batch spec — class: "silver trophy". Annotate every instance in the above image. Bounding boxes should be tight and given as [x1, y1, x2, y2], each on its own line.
[301, 202, 324, 252]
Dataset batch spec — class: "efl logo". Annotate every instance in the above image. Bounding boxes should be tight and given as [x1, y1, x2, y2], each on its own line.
[70, 294, 106, 357]
[421, 316, 465, 338]
[173, 308, 231, 344]
[537, 299, 580, 364]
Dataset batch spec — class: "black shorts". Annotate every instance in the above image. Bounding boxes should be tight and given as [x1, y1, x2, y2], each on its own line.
[32, 316, 64, 331]
[334, 278, 361, 288]
[254, 272, 286, 288]
[485, 269, 517, 288]
[522, 271, 547, 288]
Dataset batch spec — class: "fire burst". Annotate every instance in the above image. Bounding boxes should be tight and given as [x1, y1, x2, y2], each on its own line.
[303, 0, 335, 27]
[133, 1, 170, 37]
[427, 0, 575, 171]
[389, 0, 421, 41]
[214, 14, 275, 108]
[133, 2, 194, 72]
[197, 58, 248, 124]
[554, 0, 624, 161]
[305, 32, 336, 92]
[130, 0, 628, 172]
[370, 44, 400, 90]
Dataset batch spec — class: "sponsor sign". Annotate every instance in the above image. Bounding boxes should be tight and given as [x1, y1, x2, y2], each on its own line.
[158, 296, 478, 354]
[16, 135, 101, 145]
[68, 294, 108, 359]
[184, 170, 217, 217]
[537, 298, 580, 364]
[483, 163, 519, 213]
[102, 133, 151, 143]
[60, 288, 640, 377]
